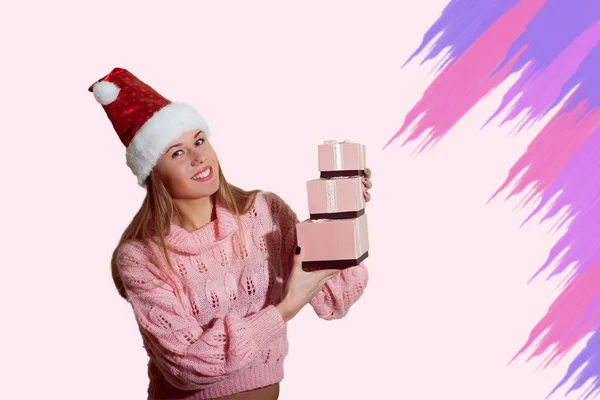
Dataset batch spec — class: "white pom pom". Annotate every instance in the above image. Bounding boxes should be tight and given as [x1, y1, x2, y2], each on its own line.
[92, 81, 120, 105]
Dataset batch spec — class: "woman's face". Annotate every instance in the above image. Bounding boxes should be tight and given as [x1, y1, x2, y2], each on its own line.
[153, 129, 220, 200]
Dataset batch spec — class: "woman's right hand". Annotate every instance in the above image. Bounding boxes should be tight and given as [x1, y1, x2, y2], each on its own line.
[275, 246, 340, 322]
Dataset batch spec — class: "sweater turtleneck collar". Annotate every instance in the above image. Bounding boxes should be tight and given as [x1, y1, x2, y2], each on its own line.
[164, 201, 239, 255]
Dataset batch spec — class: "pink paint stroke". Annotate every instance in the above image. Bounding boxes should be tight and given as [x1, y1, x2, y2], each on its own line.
[510, 260, 600, 367]
[485, 20, 600, 131]
[489, 102, 600, 212]
[383, 0, 547, 152]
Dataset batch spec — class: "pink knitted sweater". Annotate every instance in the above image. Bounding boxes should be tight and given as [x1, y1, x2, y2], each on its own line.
[116, 191, 369, 399]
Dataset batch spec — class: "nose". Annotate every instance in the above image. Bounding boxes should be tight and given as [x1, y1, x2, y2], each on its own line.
[191, 153, 207, 167]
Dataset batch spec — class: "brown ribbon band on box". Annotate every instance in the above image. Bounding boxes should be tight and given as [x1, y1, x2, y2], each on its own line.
[309, 207, 365, 220]
[302, 251, 369, 271]
[320, 170, 365, 178]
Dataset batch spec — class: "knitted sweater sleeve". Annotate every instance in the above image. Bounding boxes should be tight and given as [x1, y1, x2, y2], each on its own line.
[116, 241, 287, 391]
[275, 193, 369, 321]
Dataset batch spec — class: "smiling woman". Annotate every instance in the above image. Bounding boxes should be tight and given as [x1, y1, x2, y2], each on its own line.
[89, 67, 371, 400]
[153, 130, 221, 203]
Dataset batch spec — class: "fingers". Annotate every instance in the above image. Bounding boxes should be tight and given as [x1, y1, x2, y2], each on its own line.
[361, 168, 372, 204]
[292, 246, 305, 269]
[362, 176, 373, 190]
[312, 268, 342, 281]
[294, 247, 344, 279]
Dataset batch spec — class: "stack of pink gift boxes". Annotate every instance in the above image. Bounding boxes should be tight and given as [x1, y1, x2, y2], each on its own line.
[296, 140, 370, 271]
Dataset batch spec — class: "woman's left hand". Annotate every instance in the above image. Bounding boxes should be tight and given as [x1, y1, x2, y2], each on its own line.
[362, 168, 373, 202]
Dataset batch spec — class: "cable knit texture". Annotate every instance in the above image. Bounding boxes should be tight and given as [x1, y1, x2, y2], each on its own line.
[117, 191, 369, 399]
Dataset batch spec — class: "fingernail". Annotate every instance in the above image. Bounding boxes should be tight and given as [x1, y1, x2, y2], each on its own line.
[364, 177, 369, 182]
[366, 168, 371, 173]
[366, 191, 369, 195]
[295, 246, 301, 255]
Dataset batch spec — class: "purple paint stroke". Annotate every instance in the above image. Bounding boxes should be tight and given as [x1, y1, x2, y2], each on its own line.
[493, 0, 600, 77]
[484, 20, 600, 131]
[384, 0, 547, 152]
[509, 126, 600, 397]
[490, 102, 599, 208]
[569, 296, 600, 335]
[550, 328, 600, 400]
[404, 0, 519, 69]
[510, 264, 600, 377]
[522, 124, 600, 282]
[391, 0, 600, 397]
[560, 44, 600, 114]
[570, 294, 600, 339]
[509, 257, 600, 394]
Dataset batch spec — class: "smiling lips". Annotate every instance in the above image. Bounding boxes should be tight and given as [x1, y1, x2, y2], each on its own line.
[191, 166, 213, 182]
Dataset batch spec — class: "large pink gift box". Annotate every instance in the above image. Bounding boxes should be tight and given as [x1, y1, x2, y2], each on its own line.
[306, 177, 365, 220]
[318, 140, 366, 178]
[296, 213, 369, 271]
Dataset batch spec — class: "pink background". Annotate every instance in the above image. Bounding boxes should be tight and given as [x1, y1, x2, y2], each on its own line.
[3, 1, 586, 399]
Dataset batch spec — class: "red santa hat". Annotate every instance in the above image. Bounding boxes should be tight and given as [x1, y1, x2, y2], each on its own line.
[88, 67, 210, 186]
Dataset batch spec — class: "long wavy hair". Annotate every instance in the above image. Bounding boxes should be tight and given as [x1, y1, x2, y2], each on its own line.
[110, 165, 259, 299]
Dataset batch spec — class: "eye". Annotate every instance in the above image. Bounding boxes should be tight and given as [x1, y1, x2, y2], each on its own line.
[172, 150, 183, 158]
[195, 138, 205, 146]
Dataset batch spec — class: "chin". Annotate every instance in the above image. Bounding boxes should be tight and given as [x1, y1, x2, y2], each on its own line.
[192, 178, 220, 199]
[204, 181, 220, 197]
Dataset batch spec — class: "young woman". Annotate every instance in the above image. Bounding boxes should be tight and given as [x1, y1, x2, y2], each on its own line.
[90, 68, 372, 400]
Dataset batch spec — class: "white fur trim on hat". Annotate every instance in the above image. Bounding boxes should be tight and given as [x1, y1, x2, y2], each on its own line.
[125, 102, 211, 186]
[92, 81, 121, 105]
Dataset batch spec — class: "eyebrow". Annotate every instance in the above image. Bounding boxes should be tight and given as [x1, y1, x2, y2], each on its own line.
[165, 130, 204, 153]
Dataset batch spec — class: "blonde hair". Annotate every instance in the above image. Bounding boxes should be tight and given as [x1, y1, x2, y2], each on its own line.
[111, 165, 259, 299]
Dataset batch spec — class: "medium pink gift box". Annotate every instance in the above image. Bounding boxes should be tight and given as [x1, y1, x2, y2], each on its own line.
[318, 140, 366, 178]
[296, 213, 369, 271]
[306, 177, 365, 220]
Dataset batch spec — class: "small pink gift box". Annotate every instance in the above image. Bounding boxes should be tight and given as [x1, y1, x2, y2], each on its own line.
[306, 177, 365, 220]
[318, 140, 366, 178]
[296, 213, 369, 271]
